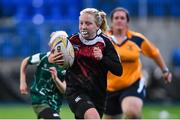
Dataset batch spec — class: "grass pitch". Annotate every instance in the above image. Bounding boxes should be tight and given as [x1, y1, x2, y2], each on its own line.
[0, 103, 179, 119]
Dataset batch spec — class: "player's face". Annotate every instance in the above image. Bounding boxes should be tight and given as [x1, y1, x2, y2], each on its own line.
[111, 11, 128, 32]
[79, 13, 99, 39]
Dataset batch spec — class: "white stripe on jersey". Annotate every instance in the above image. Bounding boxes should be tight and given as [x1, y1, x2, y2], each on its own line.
[31, 53, 41, 64]
[137, 77, 145, 93]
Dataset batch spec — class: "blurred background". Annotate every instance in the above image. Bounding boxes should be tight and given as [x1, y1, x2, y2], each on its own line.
[0, 0, 180, 119]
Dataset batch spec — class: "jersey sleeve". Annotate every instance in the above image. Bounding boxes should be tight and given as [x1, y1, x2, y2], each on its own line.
[28, 53, 48, 65]
[101, 37, 122, 76]
[140, 34, 160, 59]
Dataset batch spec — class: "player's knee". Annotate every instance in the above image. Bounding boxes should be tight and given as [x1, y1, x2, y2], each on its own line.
[123, 107, 141, 119]
[122, 97, 143, 119]
[84, 108, 100, 119]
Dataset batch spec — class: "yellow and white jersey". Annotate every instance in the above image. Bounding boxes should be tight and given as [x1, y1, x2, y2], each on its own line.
[107, 30, 160, 92]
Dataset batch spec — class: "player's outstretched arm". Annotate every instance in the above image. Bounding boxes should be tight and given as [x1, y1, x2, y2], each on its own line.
[20, 57, 29, 95]
[153, 53, 172, 84]
[49, 67, 66, 93]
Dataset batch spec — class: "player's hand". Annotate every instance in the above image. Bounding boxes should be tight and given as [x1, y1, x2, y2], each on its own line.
[163, 71, 172, 84]
[93, 47, 103, 60]
[20, 81, 28, 95]
[49, 67, 57, 80]
[48, 52, 64, 66]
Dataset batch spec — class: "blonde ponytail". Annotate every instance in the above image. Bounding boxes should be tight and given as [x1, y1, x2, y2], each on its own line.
[98, 11, 109, 33]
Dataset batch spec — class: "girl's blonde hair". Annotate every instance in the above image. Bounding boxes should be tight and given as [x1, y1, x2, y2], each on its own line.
[80, 8, 108, 33]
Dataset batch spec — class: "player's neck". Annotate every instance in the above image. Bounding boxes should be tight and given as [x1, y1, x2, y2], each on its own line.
[113, 29, 127, 42]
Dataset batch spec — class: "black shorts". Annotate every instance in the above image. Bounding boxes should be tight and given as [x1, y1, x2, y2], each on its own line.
[66, 92, 104, 119]
[38, 107, 60, 119]
[32, 104, 60, 119]
[105, 79, 146, 115]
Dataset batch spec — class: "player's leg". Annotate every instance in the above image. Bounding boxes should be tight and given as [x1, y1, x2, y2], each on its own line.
[120, 79, 145, 119]
[67, 93, 100, 119]
[84, 108, 100, 119]
[32, 104, 60, 119]
[38, 107, 60, 119]
[121, 96, 143, 119]
[104, 91, 122, 119]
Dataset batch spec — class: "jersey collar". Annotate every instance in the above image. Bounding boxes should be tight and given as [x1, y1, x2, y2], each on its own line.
[110, 35, 127, 46]
[78, 29, 105, 46]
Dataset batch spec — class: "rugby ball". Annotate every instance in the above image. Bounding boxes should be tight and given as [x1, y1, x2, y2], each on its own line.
[50, 31, 74, 69]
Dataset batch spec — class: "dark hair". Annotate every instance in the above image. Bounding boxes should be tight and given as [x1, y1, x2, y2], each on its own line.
[110, 7, 130, 22]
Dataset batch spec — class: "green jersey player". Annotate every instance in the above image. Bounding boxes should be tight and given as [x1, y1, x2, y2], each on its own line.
[20, 31, 67, 119]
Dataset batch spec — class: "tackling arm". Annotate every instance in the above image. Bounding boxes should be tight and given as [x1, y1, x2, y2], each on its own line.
[141, 37, 172, 83]
[20, 57, 29, 95]
[49, 67, 66, 94]
[152, 53, 172, 83]
[53, 77, 66, 94]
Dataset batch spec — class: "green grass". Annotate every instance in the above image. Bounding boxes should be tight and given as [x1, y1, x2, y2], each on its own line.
[142, 104, 180, 119]
[0, 103, 180, 119]
[0, 104, 74, 119]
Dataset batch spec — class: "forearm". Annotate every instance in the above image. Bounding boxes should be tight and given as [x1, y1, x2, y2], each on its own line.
[53, 77, 66, 94]
[153, 52, 172, 83]
[101, 40, 122, 75]
[20, 57, 30, 94]
[101, 56, 122, 76]
[20, 58, 29, 83]
[153, 53, 169, 73]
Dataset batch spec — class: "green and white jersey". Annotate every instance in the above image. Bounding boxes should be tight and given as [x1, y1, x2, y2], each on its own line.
[28, 52, 65, 112]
